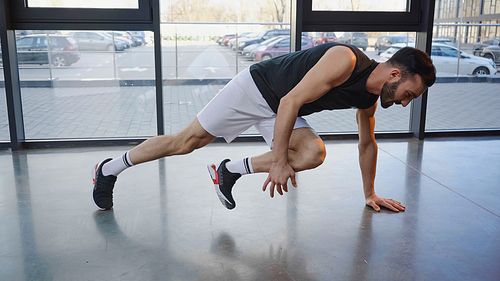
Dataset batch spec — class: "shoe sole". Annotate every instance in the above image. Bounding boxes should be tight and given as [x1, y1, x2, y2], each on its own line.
[92, 162, 106, 211]
[207, 164, 233, 209]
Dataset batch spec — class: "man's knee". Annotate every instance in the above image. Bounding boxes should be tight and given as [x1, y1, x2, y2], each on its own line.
[172, 119, 215, 155]
[304, 140, 326, 168]
[289, 128, 326, 170]
[291, 139, 326, 170]
[175, 132, 214, 155]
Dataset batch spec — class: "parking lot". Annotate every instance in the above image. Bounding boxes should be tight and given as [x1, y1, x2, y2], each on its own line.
[2, 39, 499, 81]
[0, 40, 499, 141]
[0, 77, 499, 141]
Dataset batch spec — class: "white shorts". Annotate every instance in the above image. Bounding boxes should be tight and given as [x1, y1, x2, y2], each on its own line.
[197, 68, 311, 149]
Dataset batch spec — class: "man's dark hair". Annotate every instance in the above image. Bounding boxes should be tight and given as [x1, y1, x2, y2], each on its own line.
[387, 47, 436, 87]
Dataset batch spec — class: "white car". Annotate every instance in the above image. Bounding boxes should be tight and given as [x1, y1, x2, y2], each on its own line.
[380, 43, 497, 76]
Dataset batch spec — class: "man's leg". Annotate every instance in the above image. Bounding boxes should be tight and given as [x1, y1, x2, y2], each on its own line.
[224, 127, 325, 174]
[251, 127, 326, 173]
[128, 118, 216, 164]
[92, 118, 216, 211]
[210, 127, 326, 210]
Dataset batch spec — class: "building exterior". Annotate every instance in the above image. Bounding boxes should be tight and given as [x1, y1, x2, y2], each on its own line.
[434, 0, 500, 44]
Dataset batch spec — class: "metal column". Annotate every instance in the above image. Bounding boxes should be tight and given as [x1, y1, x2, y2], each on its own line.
[410, 0, 436, 140]
[152, 0, 164, 135]
[1, 0, 25, 150]
[291, 0, 303, 53]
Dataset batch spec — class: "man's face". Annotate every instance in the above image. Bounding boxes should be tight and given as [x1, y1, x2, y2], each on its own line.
[380, 75, 427, 109]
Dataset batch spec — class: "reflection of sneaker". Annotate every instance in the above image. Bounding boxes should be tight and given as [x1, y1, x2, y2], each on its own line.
[92, 158, 117, 211]
[207, 159, 241, 210]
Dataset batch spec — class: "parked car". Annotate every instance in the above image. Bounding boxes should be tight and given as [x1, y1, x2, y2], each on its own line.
[1, 34, 81, 67]
[481, 44, 500, 64]
[223, 35, 238, 46]
[254, 36, 313, 61]
[228, 33, 248, 49]
[236, 29, 290, 52]
[144, 31, 154, 45]
[380, 43, 497, 76]
[472, 38, 500, 56]
[228, 32, 257, 50]
[69, 31, 126, 51]
[375, 35, 415, 54]
[217, 34, 236, 45]
[111, 31, 139, 47]
[97, 32, 129, 50]
[432, 38, 456, 47]
[129, 31, 146, 45]
[312, 32, 337, 46]
[337, 32, 368, 51]
[241, 36, 285, 60]
[15, 30, 34, 36]
[20, 34, 79, 67]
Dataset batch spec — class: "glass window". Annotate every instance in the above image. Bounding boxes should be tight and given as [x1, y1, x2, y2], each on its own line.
[27, 0, 139, 9]
[0, 85, 7, 141]
[159, 26, 416, 134]
[305, 31, 416, 133]
[16, 30, 156, 140]
[438, 46, 459, 57]
[72, 32, 87, 39]
[0, 37, 9, 142]
[427, 0, 500, 132]
[278, 39, 290, 48]
[312, 0, 408, 12]
[160, 23, 274, 135]
[338, 32, 369, 51]
[160, 0, 290, 136]
[162, 0, 289, 23]
[17, 37, 34, 47]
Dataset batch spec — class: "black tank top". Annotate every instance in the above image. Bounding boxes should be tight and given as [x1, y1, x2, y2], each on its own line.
[249, 43, 379, 116]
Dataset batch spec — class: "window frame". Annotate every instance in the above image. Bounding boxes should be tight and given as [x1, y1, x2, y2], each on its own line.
[9, 0, 152, 31]
[302, 0, 423, 32]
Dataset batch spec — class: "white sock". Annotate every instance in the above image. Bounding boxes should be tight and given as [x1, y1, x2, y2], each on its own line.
[226, 157, 253, 175]
[102, 151, 134, 176]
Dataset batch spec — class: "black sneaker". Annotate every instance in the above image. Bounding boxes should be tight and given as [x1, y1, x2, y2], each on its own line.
[92, 158, 117, 211]
[207, 159, 241, 210]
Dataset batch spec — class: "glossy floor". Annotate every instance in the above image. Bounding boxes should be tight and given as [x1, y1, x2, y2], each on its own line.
[1, 137, 499, 281]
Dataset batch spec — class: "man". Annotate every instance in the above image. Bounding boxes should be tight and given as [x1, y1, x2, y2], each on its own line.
[92, 43, 435, 213]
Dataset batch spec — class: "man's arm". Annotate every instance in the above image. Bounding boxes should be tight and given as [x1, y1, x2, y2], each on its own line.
[262, 46, 356, 197]
[356, 103, 406, 212]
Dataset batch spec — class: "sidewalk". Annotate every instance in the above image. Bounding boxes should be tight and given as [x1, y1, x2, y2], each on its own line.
[0, 82, 499, 141]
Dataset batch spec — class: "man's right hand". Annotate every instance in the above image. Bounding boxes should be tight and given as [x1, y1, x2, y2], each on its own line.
[262, 162, 297, 197]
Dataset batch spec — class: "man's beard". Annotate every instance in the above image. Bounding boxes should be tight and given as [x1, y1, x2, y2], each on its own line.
[380, 80, 401, 109]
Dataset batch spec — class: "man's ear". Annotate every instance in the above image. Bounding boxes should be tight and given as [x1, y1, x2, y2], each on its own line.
[389, 68, 402, 82]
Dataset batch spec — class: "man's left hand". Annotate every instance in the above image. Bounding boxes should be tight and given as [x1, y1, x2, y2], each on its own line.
[365, 194, 406, 212]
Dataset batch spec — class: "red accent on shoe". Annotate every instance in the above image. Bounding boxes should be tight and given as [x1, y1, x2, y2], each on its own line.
[93, 163, 98, 185]
[211, 164, 219, 184]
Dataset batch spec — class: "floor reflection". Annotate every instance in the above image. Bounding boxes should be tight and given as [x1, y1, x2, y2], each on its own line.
[193, 231, 315, 281]
[12, 153, 54, 280]
[92, 208, 315, 280]
[348, 207, 374, 281]
[91, 210, 191, 280]
[3, 138, 499, 280]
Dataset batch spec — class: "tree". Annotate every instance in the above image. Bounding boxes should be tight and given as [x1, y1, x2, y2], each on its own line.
[254, 0, 288, 23]
[162, 0, 238, 22]
[162, 0, 290, 23]
[270, 0, 288, 22]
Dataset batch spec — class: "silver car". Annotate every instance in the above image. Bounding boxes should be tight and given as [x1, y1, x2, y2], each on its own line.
[380, 43, 497, 76]
[69, 31, 121, 51]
